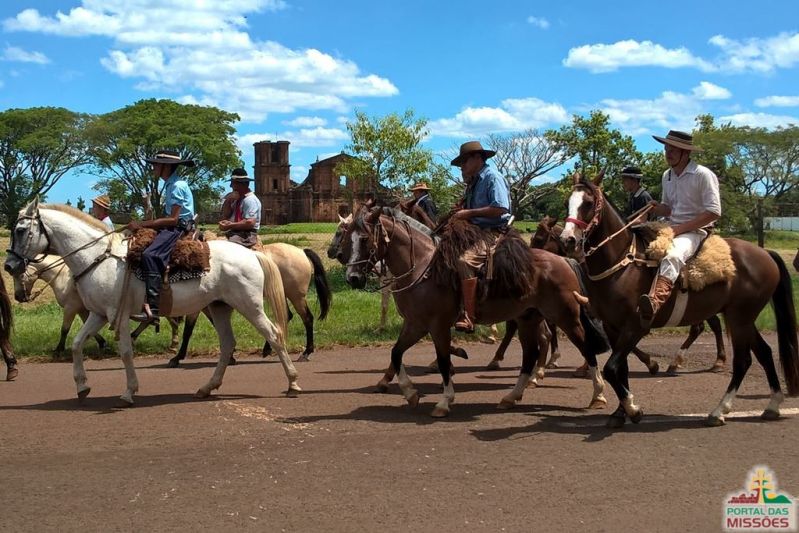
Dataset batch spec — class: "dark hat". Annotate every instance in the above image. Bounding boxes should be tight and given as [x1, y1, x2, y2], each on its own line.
[145, 149, 196, 167]
[620, 166, 643, 180]
[230, 168, 252, 183]
[91, 194, 111, 209]
[410, 182, 430, 191]
[652, 130, 703, 152]
[451, 141, 496, 167]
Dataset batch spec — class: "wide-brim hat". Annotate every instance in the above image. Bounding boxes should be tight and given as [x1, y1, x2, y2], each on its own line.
[410, 182, 430, 191]
[145, 150, 196, 167]
[451, 141, 496, 167]
[92, 194, 111, 210]
[230, 167, 253, 183]
[620, 166, 643, 180]
[653, 130, 703, 152]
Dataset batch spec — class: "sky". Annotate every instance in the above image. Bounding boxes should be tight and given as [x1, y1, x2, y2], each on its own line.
[1, 0, 798, 204]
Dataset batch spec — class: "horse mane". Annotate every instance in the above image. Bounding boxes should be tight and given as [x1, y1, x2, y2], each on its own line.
[353, 206, 434, 239]
[41, 203, 114, 233]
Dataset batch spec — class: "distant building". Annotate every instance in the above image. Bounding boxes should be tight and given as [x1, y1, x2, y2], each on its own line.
[254, 140, 377, 225]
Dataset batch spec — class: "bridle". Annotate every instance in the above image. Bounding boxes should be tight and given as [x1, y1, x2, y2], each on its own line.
[6, 212, 51, 270]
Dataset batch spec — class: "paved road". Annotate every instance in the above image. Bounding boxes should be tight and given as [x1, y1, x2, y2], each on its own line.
[1, 334, 798, 532]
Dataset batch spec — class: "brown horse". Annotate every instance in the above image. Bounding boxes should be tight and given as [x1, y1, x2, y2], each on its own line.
[1, 274, 19, 381]
[334, 205, 609, 417]
[561, 172, 799, 427]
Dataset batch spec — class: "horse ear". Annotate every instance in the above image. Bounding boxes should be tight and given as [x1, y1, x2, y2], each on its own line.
[592, 169, 605, 186]
[25, 196, 39, 216]
[572, 172, 581, 185]
[338, 214, 347, 224]
[366, 206, 382, 224]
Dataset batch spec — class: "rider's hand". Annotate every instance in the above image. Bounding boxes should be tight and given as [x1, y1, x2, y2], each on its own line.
[219, 220, 231, 230]
[126, 220, 142, 231]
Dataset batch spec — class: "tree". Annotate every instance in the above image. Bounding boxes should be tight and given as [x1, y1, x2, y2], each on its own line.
[76, 196, 86, 212]
[335, 109, 434, 194]
[0, 107, 93, 228]
[485, 129, 569, 218]
[86, 99, 241, 218]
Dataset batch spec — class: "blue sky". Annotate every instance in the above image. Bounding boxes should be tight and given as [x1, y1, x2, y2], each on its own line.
[1, 0, 798, 204]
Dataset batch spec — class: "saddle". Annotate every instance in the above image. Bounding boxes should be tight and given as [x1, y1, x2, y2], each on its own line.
[126, 228, 211, 274]
[637, 222, 736, 291]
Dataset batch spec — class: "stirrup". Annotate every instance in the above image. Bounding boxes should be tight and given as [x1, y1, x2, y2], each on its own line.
[454, 317, 475, 333]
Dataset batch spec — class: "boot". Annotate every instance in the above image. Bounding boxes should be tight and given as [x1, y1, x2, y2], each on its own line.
[638, 275, 674, 328]
[131, 273, 162, 322]
[454, 277, 478, 333]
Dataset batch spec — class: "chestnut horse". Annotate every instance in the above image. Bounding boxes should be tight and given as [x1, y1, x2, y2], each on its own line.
[0, 274, 18, 381]
[561, 172, 799, 427]
[335, 205, 609, 417]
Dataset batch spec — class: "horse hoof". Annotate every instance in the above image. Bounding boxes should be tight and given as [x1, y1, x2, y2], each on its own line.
[486, 360, 501, 371]
[166, 358, 180, 369]
[588, 398, 607, 410]
[710, 362, 725, 373]
[705, 415, 725, 427]
[606, 415, 626, 429]
[375, 381, 389, 393]
[6, 368, 18, 381]
[229, 357, 237, 366]
[648, 362, 659, 375]
[545, 362, 559, 369]
[761, 409, 780, 421]
[497, 398, 516, 410]
[77, 387, 91, 402]
[118, 396, 134, 408]
[666, 365, 679, 376]
[286, 387, 301, 398]
[629, 408, 644, 424]
[526, 379, 538, 389]
[453, 348, 468, 359]
[430, 407, 449, 418]
[297, 354, 311, 363]
[426, 362, 439, 373]
[195, 388, 211, 399]
[407, 393, 420, 408]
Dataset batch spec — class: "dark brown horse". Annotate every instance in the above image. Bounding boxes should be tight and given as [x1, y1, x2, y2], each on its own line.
[0, 274, 18, 381]
[334, 205, 610, 417]
[561, 172, 799, 427]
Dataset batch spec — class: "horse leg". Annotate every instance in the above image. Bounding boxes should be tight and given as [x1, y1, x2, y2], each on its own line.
[545, 321, 562, 369]
[55, 308, 76, 356]
[116, 321, 138, 406]
[2, 341, 18, 381]
[241, 304, 300, 397]
[529, 322, 550, 386]
[707, 315, 727, 371]
[632, 347, 660, 375]
[431, 325, 456, 418]
[168, 311, 200, 368]
[376, 363, 396, 393]
[167, 317, 181, 352]
[499, 314, 542, 409]
[488, 320, 516, 370]
[79, 310, 107, 352]
[196, 303, 237, 398]
[707, 322, 754, 426]
[602, 328, 642, 428]
[293, 298, 315, 362]
[751, 329, 783, 421]
[391, 322, 429, 408]
[567, 318, 608, 410]
[667, 322, 705, 375]
[70, 312, 107, 401]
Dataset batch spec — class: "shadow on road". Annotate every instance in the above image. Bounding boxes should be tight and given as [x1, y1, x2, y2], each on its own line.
[0, 392, 262, 414]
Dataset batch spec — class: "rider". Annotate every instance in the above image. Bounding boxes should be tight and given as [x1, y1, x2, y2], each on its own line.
[218, 168, 262, 248]
[450, 141, 511, 333]
[91, 194, 115, 229]
[620, 166, 653, 220]
[639, 130, 721, 328]
[126, 150, 196, 322]
[410, 181, 438, 223]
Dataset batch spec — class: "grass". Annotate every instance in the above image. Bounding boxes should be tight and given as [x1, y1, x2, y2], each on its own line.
[260, 222, 339, 235]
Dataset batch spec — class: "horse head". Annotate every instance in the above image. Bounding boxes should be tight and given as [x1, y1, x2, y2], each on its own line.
[327, 213, 353, 260]
[530, 215, 559, 250]
[338, 205, 386, 289]
[560, 170, 605, 256]
[4, 196, 48, 277]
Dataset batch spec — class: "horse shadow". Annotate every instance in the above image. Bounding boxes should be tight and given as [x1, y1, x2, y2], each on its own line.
[0, 392, 262, 414]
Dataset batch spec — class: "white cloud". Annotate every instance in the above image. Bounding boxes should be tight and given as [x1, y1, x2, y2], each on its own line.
[692, 81, 731, 100]
[1, 45, 50, 64]
[527, 16, 549, 29]
[709, 32, 799, 73]
[282, 116, 327, 127]
[755, 95, 799, 108]
[429, 97, 569, 138]
[719, 112, 799, 129]
[236, 126, 348, 153]
[4, 0, 397, 123]
[563, 40, 714, 73]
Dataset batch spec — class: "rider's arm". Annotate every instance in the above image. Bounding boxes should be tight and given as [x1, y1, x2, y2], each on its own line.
[671, 211, 719, 236]
[452, 206, 507, 221]
[128, 205, 181, 231]
[221, 217, 257, 231]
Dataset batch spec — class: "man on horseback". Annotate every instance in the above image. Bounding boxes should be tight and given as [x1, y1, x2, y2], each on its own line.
[639, 130, 721, 328]
[620, 166, 653, 220]
[91, 194, 114, 229]
[449, 141, 511, 333]
[126, 150, 196, 322]
[218, 168, 262, 248]
[410, 181, 438, 223]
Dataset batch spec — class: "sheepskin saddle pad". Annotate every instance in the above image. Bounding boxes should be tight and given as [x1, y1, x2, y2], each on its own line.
[127, 228, 211, 282]
[639, 222, 736, 291]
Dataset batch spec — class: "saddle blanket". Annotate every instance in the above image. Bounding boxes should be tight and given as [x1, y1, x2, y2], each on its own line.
[126, 228, 211, 273]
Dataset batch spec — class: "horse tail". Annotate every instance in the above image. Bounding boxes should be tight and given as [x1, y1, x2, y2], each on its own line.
[255, 251, 289, 345]
[304, 249, 332, 320]
[767, 250, 799, 396]
[0, 275, 12, 346]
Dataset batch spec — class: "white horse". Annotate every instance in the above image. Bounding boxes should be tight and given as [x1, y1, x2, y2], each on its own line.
[11, 254, 183, 354]
[4, 199, 299, 405]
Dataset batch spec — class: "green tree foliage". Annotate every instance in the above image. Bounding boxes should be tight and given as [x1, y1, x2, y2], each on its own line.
[335, 109, 434, 194]
[86, 99, 241, 218]
[76, 196, 86, 212]
[0, 107, 93, 228]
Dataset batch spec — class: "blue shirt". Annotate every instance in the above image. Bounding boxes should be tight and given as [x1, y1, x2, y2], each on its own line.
[163, 172, 195, 222]
[464, 164, 511, 228]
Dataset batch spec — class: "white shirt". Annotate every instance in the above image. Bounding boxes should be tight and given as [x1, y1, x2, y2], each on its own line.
[660, 160, 721, 225]
[101, 216, 114, 229]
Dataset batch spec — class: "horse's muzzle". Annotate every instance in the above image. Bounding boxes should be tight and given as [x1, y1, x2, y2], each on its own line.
[563, 236, 578, 257]
[346, 273, 367, 290]
[13, 289, 29, 304]
[4, 255, 24, 277]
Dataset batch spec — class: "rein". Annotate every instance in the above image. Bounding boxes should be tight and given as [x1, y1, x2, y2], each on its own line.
[21, 263, 68, 303]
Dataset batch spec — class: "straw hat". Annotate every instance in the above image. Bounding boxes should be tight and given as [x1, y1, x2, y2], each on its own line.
[652, 130, 703, 152]
[92, 194, 111, 210]
[230, 167, 253, 183]
[410, 182, 430, 192]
